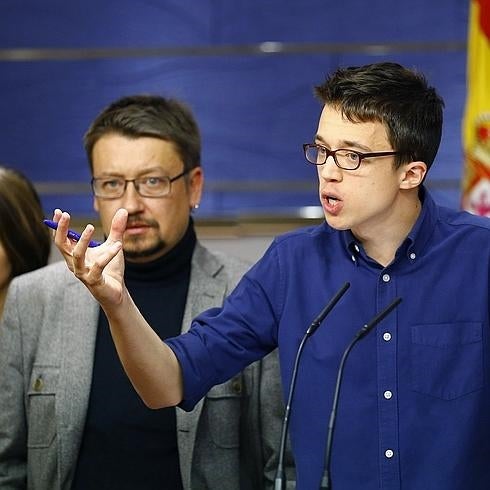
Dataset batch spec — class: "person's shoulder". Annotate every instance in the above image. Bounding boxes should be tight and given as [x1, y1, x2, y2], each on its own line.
[438, 205, 490, 233]
[212, 248, 251, 270]
[193, 241, 250, 278]
[10, 259, 75, 289]
[271, 221, 333, 250]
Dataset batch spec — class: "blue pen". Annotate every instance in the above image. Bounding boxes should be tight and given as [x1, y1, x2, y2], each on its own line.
[43, 219, 101, 247]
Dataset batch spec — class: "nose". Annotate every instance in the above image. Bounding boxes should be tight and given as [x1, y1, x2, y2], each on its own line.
[120, 181, 145, 213]
[318, 155, 342, 182]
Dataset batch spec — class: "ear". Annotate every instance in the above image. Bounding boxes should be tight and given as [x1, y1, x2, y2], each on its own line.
[399, 161, 427, 190]
[187, 167, 204, 209]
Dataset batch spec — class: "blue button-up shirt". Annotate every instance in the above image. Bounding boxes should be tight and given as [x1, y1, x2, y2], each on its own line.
[167, 188, 490, 489]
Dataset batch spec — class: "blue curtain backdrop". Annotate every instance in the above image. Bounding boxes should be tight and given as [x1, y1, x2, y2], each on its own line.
[0, 0, 468, 218]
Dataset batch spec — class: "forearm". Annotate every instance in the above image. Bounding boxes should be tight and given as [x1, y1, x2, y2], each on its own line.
[103, 289, 184, 409]
[52, 209, 184, 408]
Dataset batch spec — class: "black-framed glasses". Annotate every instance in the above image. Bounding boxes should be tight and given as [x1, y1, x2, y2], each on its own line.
[91, 169, 190, 199]
[303, 143, 400, 171]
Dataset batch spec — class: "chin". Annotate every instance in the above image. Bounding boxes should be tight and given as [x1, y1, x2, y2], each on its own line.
[123, 238, 167, 260]
[324, 216, 350, 231]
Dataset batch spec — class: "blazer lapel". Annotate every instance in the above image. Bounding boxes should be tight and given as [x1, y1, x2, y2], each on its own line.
[177, 243, 227, 490]
[181, 244, 226, 334]
[57, 278, 99, 488]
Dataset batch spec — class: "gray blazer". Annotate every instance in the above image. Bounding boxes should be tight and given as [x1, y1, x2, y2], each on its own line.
[0, 243, 293, 489]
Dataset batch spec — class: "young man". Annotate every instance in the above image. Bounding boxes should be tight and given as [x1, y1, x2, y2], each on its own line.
[0, 95, 290, 489]
[51, 63, 489, 489]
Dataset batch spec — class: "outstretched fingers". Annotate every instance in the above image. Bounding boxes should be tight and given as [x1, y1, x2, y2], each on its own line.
[71, 224, 122, 285]
[52, 209, 125, 282]
[49, 208, 127, 308]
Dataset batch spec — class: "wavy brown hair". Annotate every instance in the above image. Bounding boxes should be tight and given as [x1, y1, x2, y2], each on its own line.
[0, 166, 50, 279]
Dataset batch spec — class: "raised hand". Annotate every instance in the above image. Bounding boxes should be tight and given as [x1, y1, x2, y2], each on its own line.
[52, 208, 127, 310]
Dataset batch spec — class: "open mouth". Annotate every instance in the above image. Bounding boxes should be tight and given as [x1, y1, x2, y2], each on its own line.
[321, 192, 343, 215]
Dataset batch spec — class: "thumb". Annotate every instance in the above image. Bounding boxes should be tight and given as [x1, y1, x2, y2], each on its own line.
[107, 208, 128, 244]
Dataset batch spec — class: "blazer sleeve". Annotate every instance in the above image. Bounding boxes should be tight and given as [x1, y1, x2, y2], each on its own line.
[0, 282, 28, 488]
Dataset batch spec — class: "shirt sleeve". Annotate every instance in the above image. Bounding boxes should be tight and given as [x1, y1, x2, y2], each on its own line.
[166, 240, 285, 411]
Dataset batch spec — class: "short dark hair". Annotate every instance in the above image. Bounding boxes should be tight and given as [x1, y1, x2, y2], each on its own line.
[0, 166, 50, 278]
[84, 95, 201, 173]
[314, 62, 444, 170]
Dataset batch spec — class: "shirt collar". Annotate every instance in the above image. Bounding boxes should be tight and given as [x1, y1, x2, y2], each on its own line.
[403, 186, 438, 259]
[341, 229, 362, 266]
[340, 186, 439, 263]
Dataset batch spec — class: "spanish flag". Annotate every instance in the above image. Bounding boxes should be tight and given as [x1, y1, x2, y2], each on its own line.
[462, 0, 490, 216]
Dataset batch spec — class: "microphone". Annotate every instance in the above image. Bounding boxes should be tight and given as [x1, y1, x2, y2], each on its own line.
[274, 282, 351, 490]
[319, 296, 402, 489]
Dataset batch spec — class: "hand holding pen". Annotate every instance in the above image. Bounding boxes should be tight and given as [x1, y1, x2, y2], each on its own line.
[49, 208, 128, 310]
[43, 219, 101, 247]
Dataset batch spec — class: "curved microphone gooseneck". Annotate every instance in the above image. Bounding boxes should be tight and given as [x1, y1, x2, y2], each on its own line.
[319, 297, 403, 489]
[273, 282, 351, 490]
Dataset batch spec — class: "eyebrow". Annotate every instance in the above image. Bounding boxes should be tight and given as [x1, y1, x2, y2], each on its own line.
[315, 134, 373, 152]
[95, 167, 168, 178]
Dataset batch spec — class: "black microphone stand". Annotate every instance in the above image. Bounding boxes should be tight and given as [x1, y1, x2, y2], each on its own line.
[274, 282, 351, 490]
[319, 297, 402, 489]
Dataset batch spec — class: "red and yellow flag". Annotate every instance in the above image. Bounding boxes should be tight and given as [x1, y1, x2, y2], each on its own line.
[462, 0, 490, 216]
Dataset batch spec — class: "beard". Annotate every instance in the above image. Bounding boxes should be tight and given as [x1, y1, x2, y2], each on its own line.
[123, 235, 167, 260]
[121, 216, 166, 260]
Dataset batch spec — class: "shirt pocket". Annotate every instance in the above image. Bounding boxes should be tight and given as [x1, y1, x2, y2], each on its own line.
[203, 375, 244, 449]
[27, 365, 59, 448]
[411, 322, 483, 400]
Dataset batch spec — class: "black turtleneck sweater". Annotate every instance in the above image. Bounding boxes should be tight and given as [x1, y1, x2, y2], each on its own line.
[72, 222, 196, 490]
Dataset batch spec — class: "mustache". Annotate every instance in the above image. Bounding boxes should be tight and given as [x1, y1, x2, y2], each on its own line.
[126, 217, 159, 228]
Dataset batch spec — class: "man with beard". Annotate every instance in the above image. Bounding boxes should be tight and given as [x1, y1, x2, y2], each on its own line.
[0, 95, 291, 489]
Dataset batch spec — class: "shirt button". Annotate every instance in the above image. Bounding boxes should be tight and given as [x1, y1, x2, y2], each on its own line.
[354, 244, 360, 253]
[383, 332, 392, 341]
[385, 449, 394, 458]
[383, 390, 393, 399]
[409, 252, 416, 260]
[231, 379, 242, 395]
[382, 274, 390, 282]
[351, 255, 356, 262]
[33, 377, 44, 392]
